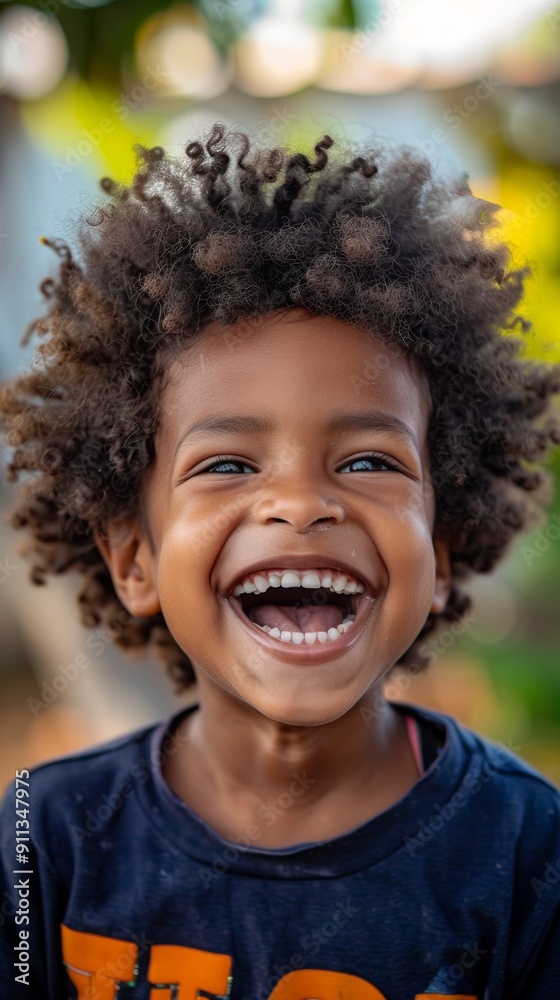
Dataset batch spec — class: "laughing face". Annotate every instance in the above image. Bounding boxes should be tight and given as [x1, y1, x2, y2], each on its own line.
[96, 308, 451, 727]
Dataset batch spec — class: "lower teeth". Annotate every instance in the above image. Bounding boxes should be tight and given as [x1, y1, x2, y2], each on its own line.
[255, 616, 355, 644]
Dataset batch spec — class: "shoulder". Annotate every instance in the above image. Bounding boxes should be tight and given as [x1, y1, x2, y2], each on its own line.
[0, 714, 173, 852]
[6, 719, 154, 792]
[399, 700, 560, 838]
[402, 699, 559, 787]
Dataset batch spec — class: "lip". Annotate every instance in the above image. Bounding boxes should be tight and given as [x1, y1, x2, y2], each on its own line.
[226, 589, 377, 664]
[223, 556, 378, 665]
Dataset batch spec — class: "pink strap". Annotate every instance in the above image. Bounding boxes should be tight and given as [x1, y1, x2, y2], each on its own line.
[405, 714, 424, 777]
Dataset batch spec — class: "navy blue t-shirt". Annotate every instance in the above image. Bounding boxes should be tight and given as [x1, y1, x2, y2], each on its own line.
[1, 700, 559, 1000]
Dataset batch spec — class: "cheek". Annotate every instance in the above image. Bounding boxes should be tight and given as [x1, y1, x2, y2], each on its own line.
[155, 533, 222, 666]
[377, 505, 437, 622]
[155, 500, 236, 626]
[155, 513, 206, 615]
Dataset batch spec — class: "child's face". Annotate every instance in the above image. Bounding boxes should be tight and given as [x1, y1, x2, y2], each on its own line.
[101, 307, 450, 726]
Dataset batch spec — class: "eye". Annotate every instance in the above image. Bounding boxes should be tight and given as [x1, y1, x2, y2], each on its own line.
[339, 452, 402, 473]
[198, 456, 254, 475]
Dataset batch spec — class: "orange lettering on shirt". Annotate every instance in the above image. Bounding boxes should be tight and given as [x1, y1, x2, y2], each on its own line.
[269, 969, 387, 999]
[61, 924, 138, 999]
[147, 944, 232, 1000]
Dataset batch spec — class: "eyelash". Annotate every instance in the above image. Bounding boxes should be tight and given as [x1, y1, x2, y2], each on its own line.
[197, 453, 402, 475]
[200, 457, 254, 475]
[340, 453, 402, 473]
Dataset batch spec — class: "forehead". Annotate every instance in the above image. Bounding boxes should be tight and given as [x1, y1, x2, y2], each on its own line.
[155, 308, 431, 453]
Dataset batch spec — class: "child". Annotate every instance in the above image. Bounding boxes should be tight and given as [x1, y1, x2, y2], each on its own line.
[1, 123, 559, 1000]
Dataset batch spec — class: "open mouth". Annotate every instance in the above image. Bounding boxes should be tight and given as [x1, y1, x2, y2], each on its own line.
[228, 568, 368, 646]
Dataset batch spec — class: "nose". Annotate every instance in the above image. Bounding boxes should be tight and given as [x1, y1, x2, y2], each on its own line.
[255, 480, 345, 532]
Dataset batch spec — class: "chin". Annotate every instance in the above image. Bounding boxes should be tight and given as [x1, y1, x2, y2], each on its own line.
[251, 693, 353, 729]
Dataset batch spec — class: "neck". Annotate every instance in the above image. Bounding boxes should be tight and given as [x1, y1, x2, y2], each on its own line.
[180, 680, 400, 803]
[163, 680, 419, 847]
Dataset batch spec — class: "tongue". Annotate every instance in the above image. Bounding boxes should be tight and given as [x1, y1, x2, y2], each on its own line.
[250, 603, 345, 632]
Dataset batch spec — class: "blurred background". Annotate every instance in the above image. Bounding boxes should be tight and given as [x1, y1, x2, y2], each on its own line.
[1, 0, 560, 793]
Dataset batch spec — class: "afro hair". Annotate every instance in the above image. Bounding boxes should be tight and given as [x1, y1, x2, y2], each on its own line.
[1, 122, 560, 689]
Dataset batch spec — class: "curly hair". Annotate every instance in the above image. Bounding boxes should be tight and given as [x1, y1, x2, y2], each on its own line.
[1, 123, 559, 690]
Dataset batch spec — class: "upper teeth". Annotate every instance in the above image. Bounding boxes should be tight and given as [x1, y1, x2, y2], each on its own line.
[232, 568, 365, 597]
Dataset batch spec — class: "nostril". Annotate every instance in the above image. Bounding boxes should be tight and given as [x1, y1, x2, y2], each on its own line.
[256, 490, 345, 531]
[266, 520, 334, 527]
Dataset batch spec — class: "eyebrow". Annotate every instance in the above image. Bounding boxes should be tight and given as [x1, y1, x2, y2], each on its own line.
[327, 411, 417, 445]
[173, 410, 418, 460]
[172, 416, 269, 461]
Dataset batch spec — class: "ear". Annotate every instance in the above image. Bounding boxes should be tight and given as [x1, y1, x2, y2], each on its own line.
[93, 517, 161, 618]
[431, 525, 452, 615]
